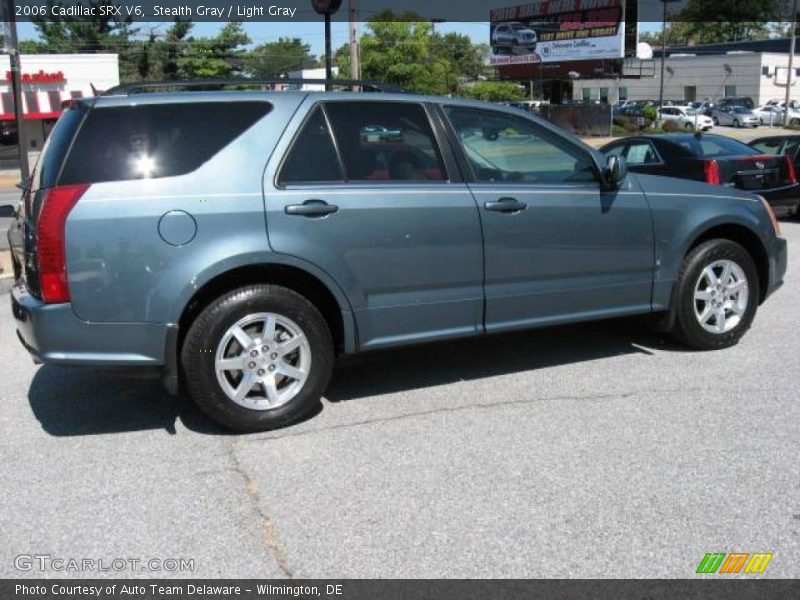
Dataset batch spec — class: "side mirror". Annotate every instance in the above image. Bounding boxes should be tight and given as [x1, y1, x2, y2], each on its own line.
[604, 154, 627, 186]
[0, 204, 16, 218]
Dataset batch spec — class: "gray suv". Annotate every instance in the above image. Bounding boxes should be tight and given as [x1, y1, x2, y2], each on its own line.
[5, 82, 788, 432]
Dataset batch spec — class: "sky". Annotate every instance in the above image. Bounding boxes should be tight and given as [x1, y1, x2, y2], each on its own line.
[15, 20, 662, 56]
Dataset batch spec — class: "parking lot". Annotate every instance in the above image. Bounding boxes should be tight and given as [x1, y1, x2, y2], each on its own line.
[1, 205, 798, 577]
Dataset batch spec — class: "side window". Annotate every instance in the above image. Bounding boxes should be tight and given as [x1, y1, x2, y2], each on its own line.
[751, 139, 784, 155]
[444, 106, 597, 184]
[324, 101, 447, 182]
[624, 141, 660, 165]
[279, 106, 343, 184]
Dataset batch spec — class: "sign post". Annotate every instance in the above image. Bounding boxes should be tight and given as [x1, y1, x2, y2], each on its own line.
[312, 0, 343, 90]
[1, 0, 30, 183]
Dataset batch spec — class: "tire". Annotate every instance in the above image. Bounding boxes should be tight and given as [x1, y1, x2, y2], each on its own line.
[181, 284, 335, 432]
[791, 118, 800, 126]
[733, 119, 740, 128]
[670, 239, 759, 350]
[685, 122, 694, 130]
[713, 117, 719, 125]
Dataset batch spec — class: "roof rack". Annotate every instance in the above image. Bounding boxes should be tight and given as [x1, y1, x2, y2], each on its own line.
[102, 78, 406, 96]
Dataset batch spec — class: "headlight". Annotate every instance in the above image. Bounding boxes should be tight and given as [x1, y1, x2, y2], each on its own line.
[758, 195, 781, 236]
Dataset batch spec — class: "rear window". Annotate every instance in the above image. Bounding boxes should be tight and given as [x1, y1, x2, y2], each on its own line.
[33, 104, 86, 191]
[59, 101, 270, 185]
[677, 136, 759, 158]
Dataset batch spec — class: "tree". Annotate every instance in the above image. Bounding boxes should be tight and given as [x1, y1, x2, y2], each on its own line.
[175, 22, 251, 79]
[462, 81, 524, 102]
[245, 38, 318, 79]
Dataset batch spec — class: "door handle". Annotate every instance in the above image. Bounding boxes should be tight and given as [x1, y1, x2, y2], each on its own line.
[484, 197, 527, 213]
[285, 199, 339, 217]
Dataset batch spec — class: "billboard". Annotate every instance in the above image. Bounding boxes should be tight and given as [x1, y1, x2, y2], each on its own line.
[489, 0, 625, 66]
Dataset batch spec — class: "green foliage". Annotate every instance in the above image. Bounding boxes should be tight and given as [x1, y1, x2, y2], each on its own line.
[643, 105, 658, 121]
[245, 38, 318, 79]
[462, 81, 524, 102]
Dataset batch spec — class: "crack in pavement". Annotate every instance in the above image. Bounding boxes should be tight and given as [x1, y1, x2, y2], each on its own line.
[224, 439, 293, 577]
[237, 385, 780, 445]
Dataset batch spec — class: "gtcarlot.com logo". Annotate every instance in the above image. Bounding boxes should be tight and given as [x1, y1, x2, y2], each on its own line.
[696, 552, 773, 574]
[14, 554, 195, 573]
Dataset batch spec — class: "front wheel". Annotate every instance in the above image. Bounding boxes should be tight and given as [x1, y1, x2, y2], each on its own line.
[733, 119, 740, 128]
[670, 239, 758, 350]
[181, 285, 334, 432]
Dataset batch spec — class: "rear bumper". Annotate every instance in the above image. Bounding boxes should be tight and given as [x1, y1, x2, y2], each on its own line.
[765, 235, 788, 300]
[10, 280, 168, 366]
[761, 185, 800, 215]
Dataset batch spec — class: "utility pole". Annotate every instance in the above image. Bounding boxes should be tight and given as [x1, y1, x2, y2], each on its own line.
[785, 0, 798, 127]
[348, 0, 359, 80]
[2, 0, 29, 182]
[658, 0, 679, 111]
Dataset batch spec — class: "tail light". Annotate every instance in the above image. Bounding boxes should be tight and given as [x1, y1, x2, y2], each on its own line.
[784, 153, 797, 183]
[703, 159, 721, 185]
[36, 183, 89, 303]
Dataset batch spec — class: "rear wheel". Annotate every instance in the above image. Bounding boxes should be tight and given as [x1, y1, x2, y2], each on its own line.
[733, 119, 740, 128]
[791, 118, 800, 126]
[670, 240, 758, 350]
[182, 285, 334, 432]
[685, 122, 694, 130]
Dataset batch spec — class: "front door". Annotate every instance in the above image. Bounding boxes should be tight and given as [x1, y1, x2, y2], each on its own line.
[441, 105, 655, 332]
[264, 99, 484, 350]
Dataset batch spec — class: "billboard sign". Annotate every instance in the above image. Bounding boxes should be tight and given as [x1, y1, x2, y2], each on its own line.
[489, 0, 625, 66]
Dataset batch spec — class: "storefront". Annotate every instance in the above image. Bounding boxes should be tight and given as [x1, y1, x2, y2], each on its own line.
[0, 53, 118, 159]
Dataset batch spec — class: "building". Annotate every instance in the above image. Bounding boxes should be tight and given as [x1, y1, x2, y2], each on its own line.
[0, 53, 119, 152]
[572, 49, 800, 106]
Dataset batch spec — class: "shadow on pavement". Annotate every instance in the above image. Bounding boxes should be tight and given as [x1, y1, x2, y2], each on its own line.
[28, 316, 673, 437]
[326, 316, 670, 403]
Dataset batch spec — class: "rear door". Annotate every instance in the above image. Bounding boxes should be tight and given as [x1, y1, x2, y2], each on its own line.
[441, 105, 654, 332]
[264, 99, 484, 350]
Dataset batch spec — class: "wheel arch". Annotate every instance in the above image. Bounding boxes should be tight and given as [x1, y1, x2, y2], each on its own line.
[176, 260, 357, 358]
[685, 222, 769, 303]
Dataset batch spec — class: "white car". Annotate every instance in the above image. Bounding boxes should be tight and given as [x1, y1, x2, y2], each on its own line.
[658, 106, 714, 131]
[752, 104, 785, 125]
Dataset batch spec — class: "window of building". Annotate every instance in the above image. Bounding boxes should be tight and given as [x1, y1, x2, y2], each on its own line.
[47, 91, 62, 112]
[684, 86, 697, 102]
[618, 87, 628, 101]
[443, 106, 597, 184]
[724, 85, 737, 98]
[59, 101, 272, 184]
[324, 101, 446, 182]
[582, 88, 591, 102]
[1, 92, 13, 114]
[70, 90, 84, 99]
[23, 91, 39, 114]
[279, 106, 343, 184]
[599, 88, 609, 103]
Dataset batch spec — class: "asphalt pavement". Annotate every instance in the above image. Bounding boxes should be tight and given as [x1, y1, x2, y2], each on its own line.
[0, 222, 798, 579]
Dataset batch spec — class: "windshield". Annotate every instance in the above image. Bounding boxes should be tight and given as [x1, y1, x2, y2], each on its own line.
[733, 107, 751, 114]
[510, 24, 526, 30]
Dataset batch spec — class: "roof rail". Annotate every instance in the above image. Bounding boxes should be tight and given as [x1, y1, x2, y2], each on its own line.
[102, 78, 406, 96]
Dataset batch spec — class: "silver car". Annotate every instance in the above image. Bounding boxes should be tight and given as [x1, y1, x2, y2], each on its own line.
[713, 106, 760, 128]
[492, 22, 538, 50]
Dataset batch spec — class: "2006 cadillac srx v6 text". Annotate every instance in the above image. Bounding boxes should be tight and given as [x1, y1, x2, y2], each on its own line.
[5, 82, 787, 431]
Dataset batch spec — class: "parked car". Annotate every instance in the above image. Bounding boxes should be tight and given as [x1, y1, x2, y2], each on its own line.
[491, 22, 537, 50]
[717, 96, 755, 110]
[658, 106, 714, 131]
[712, 106, 760, 128]
[752, 104, 786, 125]
[749, 134, 800, 214]
[6, 84, 787, 432]
[600, 133, 800, 216]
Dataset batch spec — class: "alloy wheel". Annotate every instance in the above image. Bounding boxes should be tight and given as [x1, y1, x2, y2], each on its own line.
[693, 260, 749, 334]
[214, 312, 311, 410]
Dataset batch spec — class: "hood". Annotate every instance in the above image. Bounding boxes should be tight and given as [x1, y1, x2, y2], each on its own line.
[630, 172, 760, 203]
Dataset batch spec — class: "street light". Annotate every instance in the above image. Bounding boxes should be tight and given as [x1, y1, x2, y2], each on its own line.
[658, 0, 681, 111]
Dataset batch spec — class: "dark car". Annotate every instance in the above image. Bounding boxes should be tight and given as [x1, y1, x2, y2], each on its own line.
[717, 96, 755, 110]
[600, 133, 800, 216]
